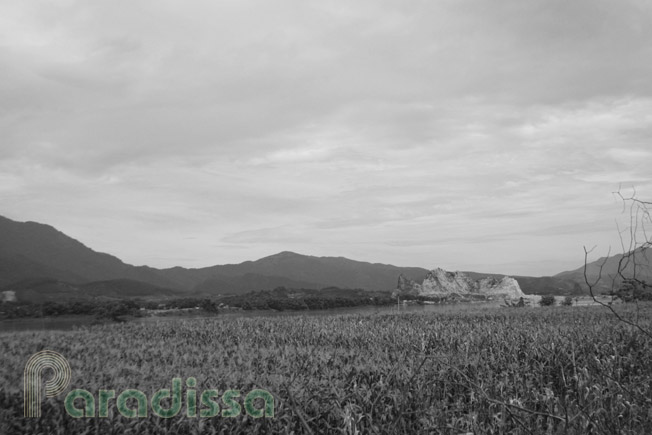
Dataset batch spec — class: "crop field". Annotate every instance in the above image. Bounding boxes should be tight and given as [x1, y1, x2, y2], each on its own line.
[1, 304, 651, 434]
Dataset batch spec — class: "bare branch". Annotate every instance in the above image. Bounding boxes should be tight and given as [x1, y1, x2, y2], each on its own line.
[584, 187, 652, 339]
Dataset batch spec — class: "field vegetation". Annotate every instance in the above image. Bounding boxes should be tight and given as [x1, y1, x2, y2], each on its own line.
[1, 304, 651, 434]
[0, 287, 397, 321]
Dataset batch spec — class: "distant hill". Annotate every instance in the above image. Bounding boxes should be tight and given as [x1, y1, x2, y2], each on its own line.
[462, 271, 584, 296]
[555, 248, 652, 294]
[192, 272, 329, 296]
[0, 216, 179, 289]
[0, 254, 86, 285]
[511, 276, 583, 296]
[0, 214, 590, 299]
[182, 251, 430, 293]
[2, 278, 180, 303]
[0, 215, 430, 295]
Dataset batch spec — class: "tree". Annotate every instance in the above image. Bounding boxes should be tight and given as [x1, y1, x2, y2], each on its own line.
[538, 295, 556, 306]
[613, 278, 652, 302]
[584, 187, 652, 338]
[199, 298, 219, 313]
[94, 300, 138, 322]
[560, 295, 573, 306]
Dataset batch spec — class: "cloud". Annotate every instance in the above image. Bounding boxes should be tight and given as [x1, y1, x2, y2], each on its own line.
[1, 0, 651, 275]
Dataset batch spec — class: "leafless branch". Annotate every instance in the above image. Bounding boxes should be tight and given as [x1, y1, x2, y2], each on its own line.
[583, 187, 652, 339]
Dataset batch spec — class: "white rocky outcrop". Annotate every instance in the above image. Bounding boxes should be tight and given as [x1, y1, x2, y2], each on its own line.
[1, 290, 16, 302]
[478, 276, 524, 299]
[421, 268, 477, 296]
[397, 274, 422, 295]
[395, 268, 525, 299]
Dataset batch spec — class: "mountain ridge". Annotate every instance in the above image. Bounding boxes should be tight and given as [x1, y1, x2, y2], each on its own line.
[554, 247, 652, 293]
[0, 214, 591, 298]
[0, 215, 431, 294]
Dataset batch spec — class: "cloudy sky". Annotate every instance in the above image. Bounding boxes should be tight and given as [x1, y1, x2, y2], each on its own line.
[1, 0, 651, 276]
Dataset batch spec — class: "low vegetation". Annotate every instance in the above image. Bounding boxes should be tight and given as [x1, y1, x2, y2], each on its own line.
[1, 304, 651, 434]
[611, 279, 652, 302]
[538, 295, 556, 306]
[561, 296, 574, 306]
[0, 298, 220, 321]
[222, 289, 395, 311]
[0, 287, 397, 320]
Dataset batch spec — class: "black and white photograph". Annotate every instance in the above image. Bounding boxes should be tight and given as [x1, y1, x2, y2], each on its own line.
[1, 1, 651, 433]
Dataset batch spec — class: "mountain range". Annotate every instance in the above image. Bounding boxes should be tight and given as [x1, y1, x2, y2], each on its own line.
[0, 215, 429, 300]
[554, 247, 652, 294]
[2, 214, 647, 302]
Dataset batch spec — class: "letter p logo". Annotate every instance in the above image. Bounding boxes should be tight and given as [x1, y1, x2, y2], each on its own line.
[24, 350, 71, 417]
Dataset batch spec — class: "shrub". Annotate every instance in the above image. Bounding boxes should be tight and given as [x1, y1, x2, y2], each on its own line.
[561, 296, 573, 306]
[613, 279, 652, 302]
[199, 298, 219, 313]
[539, 295, 556, 306]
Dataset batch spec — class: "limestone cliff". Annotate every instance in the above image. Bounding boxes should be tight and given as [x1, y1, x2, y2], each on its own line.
[397, 274, 422, 296]
[395, 268, 525, 299]
[421, 268, 477, 296]
[478, 276, 524, 299]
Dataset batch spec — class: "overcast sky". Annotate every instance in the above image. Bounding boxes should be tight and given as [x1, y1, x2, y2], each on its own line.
[1, 0, 651, 276]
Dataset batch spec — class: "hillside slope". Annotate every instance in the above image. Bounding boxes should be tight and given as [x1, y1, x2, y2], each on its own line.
[181, 251, 430, 292]
[555, 248, 652, 293]
[0, 216, 179, 289]
[2, 278, 180, 303]
[0, 216, 430, 294]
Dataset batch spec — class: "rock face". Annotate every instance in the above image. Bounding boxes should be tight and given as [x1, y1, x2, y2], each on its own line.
[478, 276, 524, 298]
[396, 268, 525, 299]
[421, 269, 477, 296]
[397, 274, 422, 295]
[1, 290, 16, 302]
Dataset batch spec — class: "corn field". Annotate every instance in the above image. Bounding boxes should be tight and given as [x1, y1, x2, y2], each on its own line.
[1, 304, 651, 434]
